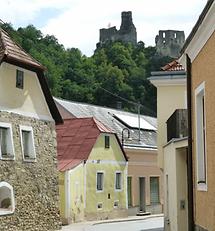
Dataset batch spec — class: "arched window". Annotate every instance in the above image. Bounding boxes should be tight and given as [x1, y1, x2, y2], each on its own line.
[0, 182, 15, 215]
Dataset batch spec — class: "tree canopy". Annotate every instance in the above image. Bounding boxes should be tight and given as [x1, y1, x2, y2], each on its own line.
[1, 23, 173, 116]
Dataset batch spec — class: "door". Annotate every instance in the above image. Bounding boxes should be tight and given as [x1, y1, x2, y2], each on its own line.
[139, 177, 146, 212]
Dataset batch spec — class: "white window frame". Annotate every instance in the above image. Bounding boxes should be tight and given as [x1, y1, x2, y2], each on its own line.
[20, 125, 36, 162]
[96, 171, 104, 192]
[115, 171, 123, 191]
[0, 182, 15, 215]
[195, 82, 207, 191]
[0, 122, 15, 160]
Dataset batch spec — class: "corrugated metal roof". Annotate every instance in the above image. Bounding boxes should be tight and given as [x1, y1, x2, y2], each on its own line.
[55, 98, 157, 148]
[0, 28, 45, 70]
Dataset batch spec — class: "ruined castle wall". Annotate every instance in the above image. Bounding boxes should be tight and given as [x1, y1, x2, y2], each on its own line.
[155, 30, 185, 58]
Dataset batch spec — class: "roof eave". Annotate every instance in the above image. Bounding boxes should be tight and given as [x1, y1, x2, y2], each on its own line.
[180, 0, 214, 54]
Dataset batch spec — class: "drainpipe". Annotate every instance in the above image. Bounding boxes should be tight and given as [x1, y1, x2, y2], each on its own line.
[186, 54, 194, 231]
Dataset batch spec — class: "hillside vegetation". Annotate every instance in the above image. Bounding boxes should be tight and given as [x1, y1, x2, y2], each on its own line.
[2, 23, 173, 116]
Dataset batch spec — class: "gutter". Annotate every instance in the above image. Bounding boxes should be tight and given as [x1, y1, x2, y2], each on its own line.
[186, 54, 194, 231]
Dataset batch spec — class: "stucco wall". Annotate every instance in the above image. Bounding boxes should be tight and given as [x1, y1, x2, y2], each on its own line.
[157, 85, 186, 168]
[125, 148, 163, 214]
[0, 111, 61, 231]
[191, 31, 215, 230]
[85, 133, 127, 220]
[0, 63, 52, 121]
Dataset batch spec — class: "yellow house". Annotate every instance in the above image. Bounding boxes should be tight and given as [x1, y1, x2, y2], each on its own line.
[55, 98, 164, 215]
[180, 1, 215, 230]
[57, 117, 128, 224]
[149, 60, 188, 231]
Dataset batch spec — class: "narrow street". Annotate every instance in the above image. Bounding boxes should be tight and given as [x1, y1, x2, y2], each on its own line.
[62, 216, 164, 231]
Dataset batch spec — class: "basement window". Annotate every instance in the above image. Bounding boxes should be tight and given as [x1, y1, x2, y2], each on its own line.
[97, 203, 103, 210]
[195, 82, 207, 191]
[0, 122, 15, 160]
[20, 126, 36, 162]
[114, 201, 119, 208]
[0, 182, 15, 215]
[16, 70, 24, 89]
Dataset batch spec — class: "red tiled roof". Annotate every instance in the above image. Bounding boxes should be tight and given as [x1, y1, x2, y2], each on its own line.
[57, 117, 114, 171]
[161, 60, 184, 71]
[0, 28, 45, 70]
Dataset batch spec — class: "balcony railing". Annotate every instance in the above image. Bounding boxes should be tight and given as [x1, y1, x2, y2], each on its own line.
[166, 109, 188, 142]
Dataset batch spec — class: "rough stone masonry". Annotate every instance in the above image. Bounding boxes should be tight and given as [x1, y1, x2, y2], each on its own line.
[0, 111, 61, 231]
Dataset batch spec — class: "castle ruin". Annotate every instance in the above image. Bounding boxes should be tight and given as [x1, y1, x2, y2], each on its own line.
[155, 30, 185, 58]
[99, 11, 137, 46]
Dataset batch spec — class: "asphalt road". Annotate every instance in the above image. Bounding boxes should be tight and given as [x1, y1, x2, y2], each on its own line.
[87, 217, 164, 231]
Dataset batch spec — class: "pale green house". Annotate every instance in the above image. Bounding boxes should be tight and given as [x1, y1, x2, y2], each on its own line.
[57, 117, 128, 224]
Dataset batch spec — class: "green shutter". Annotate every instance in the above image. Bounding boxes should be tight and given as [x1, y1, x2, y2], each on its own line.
[150, 177, 159, 204]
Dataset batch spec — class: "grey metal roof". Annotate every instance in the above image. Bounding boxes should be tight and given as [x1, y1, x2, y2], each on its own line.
[55, 97, 157, 149]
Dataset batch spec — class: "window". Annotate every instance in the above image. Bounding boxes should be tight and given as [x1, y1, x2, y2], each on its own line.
[115, 172, 122, 190]
[150, 177, 160, 204]
[97, 203, 103, 210]
[0, 122, 14, 160]
[114, 201, 119, 208]
[96, 172, 104, 191]
[16, 70, 24, 89]
[0, 182, 15, 215]
[105, 135, 110, 148]
[195, 82, 207, 190]
[20, 126, 36, 161]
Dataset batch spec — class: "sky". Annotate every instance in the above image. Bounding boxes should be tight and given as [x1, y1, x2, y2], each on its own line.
[0, 0, 207, 57]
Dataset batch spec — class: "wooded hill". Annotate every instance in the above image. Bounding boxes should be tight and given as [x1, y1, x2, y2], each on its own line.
[1, 23, 173, 116]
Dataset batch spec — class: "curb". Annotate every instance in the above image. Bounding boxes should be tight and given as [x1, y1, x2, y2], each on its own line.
[92, 214, 164, 226]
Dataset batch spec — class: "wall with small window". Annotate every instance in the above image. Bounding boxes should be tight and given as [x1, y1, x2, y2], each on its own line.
[0, 62, 52, 121]
[0, 111, 60, 230]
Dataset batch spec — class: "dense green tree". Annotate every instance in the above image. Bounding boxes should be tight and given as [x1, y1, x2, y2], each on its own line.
[1, 23, 174, 116]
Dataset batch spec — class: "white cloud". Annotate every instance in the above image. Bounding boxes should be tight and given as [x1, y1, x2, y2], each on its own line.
[0, 0, 207, 56]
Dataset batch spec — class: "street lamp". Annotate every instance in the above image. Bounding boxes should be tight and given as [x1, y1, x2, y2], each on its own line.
[121, 128, 131, 146]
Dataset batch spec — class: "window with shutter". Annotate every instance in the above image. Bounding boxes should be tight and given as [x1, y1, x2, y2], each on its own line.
[150, 177, 159, 204]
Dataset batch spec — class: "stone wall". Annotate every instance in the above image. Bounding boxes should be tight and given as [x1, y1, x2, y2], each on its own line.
[155, 30, 185, 58]
[0, 111, 61, 231]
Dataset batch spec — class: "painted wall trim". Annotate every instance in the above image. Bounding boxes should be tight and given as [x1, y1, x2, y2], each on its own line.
[0, 107, 54, 122]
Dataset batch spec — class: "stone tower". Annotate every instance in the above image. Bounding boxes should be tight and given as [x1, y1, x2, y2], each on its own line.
[118, 11, 137, 45]
[99, 11, 137, 46]
[155, 30, 185, 58]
